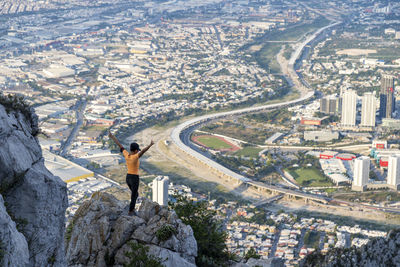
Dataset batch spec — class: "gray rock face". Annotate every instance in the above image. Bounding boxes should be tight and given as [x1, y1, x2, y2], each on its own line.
[0, 104, 68, 267]
[66, 192, 197, 267]
[0, 195, 29, 266]
[301, 229, 400, 267]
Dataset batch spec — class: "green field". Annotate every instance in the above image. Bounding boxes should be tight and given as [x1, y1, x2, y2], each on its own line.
[253, 16, 331, 73]
[288, 167, 334, 187]
[234, 147, 263, 158]
[194, 136, 233, 150]
[256, 43, 282, 73]
[272, 16, 330, 42]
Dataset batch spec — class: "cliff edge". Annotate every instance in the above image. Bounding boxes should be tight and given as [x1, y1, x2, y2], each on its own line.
[65, 192, 197, 267]
[0, 98, 68, 266]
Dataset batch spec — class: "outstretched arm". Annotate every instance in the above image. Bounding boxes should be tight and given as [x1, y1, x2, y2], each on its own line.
[138, 140, 155, 158]
[108, 131, 124, 151]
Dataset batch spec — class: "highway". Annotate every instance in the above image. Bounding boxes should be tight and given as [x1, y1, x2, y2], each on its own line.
[171, 21, 342, 203]
[59, 100, 86, 156]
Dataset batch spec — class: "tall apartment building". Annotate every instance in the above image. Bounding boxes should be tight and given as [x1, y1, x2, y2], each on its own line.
[352, 156, 370, 191]
[360, 92, 376, 127]
[341, 90, 357, 127]
[388, 155, 400, 190]
[320, 96, 340, 114]
[152, 176, 169, 206]
[379, 75, 395, 119]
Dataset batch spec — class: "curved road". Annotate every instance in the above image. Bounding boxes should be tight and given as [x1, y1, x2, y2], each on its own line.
[171, 22, 339, 168]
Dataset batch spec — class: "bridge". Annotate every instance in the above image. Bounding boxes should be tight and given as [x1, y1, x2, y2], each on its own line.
[254, 194, 284, 207]
[247, 181, 330, 204]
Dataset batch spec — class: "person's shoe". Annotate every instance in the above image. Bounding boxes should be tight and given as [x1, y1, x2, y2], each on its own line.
[128, 210, 137, 216]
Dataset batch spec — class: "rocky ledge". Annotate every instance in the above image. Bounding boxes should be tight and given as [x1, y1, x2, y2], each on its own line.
[65, 192, 198, 267]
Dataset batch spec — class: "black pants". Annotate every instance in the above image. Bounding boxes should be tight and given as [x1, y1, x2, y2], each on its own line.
[126, 174, 139, 211]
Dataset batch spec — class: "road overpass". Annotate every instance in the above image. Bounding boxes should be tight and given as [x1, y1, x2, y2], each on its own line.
[247, 181, 329, 204]
[254, 194, 284, 207]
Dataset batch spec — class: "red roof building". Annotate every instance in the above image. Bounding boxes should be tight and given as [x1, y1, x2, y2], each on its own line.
[336, 153, 356, 161]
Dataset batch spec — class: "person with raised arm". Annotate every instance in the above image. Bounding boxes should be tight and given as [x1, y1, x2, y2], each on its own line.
[108, 131, 154, 215]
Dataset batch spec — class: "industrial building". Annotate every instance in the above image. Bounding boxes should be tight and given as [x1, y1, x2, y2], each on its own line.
[304, 131, 339, 142]
[43, 150, 94, 183]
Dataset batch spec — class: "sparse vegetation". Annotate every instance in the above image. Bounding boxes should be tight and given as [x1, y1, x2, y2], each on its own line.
[124, 241, 163, 267]
[65, 222, 74, 242]
[156, 224, 177, 242]
[244, 247, 261, 261]
[0, 93, 39, 136]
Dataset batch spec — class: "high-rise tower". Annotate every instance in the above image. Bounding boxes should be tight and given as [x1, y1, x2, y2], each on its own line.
[320, 96, 339, 114]
[361, 92, 376, 127]
[352, 156, 370, 191]
[379, 75, 395, 118]
[388, 155, 400, 190]
[341, 90, 357, 127]
[152, 176, 169, 206]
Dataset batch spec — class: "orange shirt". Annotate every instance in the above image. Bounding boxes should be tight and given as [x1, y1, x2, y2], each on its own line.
[123, 150, 140, 175]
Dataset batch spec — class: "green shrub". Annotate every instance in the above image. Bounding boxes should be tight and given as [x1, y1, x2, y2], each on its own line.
[47, 255, 56, 264]
[65, 222, 74, 242]
[156, 224, 177, 242]
[124, 241, 163, 267]
[0, 93, 38, 136]
[244, 248, 261, 261]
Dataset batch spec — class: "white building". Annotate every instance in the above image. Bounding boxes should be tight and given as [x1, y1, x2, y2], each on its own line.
[352, 156, 370, 191]
[341, 90, 357, 127]
[152, 176, 169, 206]
[361, 92, 376, 127]
[387, 155, 400, 190]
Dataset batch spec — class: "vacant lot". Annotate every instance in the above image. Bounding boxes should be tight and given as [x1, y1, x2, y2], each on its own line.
[288, 167, 334, 187]
[336, 49, 377, 56]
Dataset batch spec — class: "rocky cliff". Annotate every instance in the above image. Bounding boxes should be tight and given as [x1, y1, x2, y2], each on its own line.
[0, 99, 68, 266]
[65, 192, 198, 267]
[301, 230, 400, 267]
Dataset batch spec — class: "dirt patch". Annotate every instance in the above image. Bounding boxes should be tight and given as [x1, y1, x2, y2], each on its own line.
[336, 49, 377, 56]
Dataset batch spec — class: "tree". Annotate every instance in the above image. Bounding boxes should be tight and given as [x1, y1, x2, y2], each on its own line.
[244, 248, 261, 261]
[169, 195, 232, 266]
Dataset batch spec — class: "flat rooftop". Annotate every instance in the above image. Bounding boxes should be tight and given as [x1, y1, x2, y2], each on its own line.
[43, 150, 94, 183]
